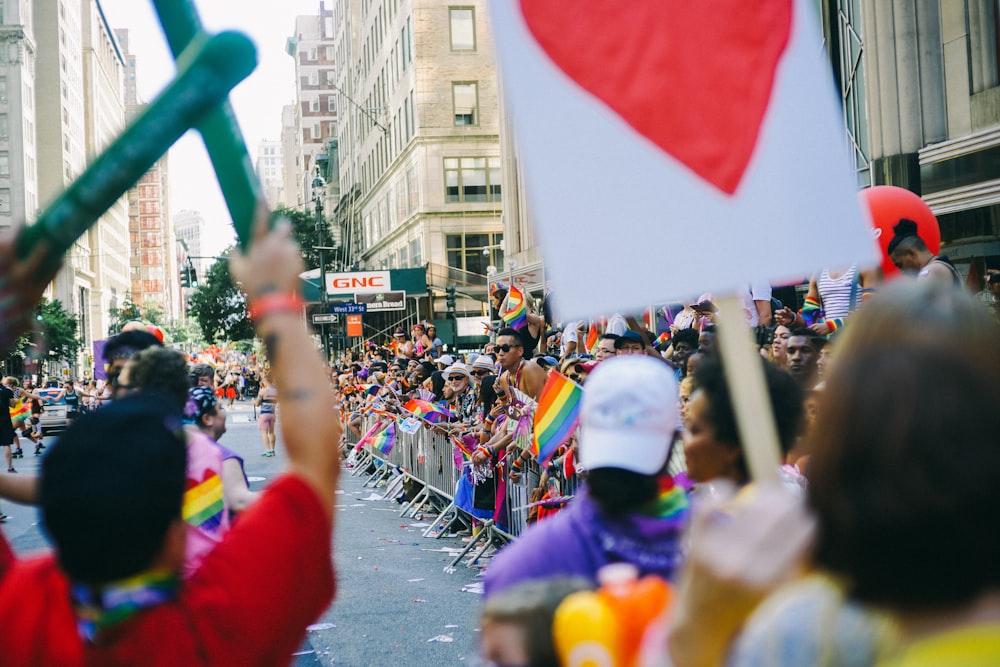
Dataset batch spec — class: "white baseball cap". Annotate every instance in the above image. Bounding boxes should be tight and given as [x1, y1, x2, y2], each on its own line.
[437, 354, 455, 366]
[578, 355, 679, 475]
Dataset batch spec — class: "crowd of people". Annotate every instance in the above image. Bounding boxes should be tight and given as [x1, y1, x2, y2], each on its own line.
[0, 207, 997, 665]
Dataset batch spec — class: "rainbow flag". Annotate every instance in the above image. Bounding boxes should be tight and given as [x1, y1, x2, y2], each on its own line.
[355, 420, 386, 450]
[363, 384, 381, 396]
[655, 331, 671, 349]
[503, 285, 528, 330]
[403, 398, 454, 424]
[371, 421, 397, 455]
[585, 322, 599, 354]
[183, 471, 225, 531]
[533, 371, 583, 467]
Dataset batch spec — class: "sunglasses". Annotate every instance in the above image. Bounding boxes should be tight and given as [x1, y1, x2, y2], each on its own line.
[495, 344, 521, 353]
[448, 375, 467, 382]
[471, 370, 490, 377]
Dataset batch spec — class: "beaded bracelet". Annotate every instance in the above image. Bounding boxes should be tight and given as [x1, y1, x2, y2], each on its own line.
[248, 292, 305, 322]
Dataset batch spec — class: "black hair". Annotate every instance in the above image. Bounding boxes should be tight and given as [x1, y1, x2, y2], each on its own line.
[429, 371, 447, 401]
[496, 327, 525, 347]
[672, 328, 700, 348]
[40, 394, 187, 584]
[887, 218, 927, 255]
[417, 361, 436, 381]
[599, 333, 620, 343]
[587, 468, 661, 515]
[126, 348, 192, 414]
[104, 330, 162, 361]
[693, 357, 804, 478]
[478, 374, 498, 415]
[789, 327, 822, 347]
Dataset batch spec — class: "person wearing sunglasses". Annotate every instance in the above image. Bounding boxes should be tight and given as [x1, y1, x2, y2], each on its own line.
[494, 328, 545, 401]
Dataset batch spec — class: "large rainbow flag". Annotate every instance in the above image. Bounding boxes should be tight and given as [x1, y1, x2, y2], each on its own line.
[403, 398, 454, 424]
[502, 284, 528, 330]
[533, 370, 583, 466]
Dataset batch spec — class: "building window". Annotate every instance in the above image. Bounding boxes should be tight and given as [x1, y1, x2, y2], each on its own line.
[401, 25, 410, 69]
[312, 123, 322, 139]
[327, 96, 337, 112]
[308, 70, 319, 86]
[325, 46, 335, 61]
[444, 157, 501, 203]
[450, 8, 476, 51]
[452, 82, 478, 126]
[399, 245, 408, 268]
[0, 77, 7, 101]
[308, 47, 318, 61]
[446, 233, 503, 275]
[0, 153, 10, 177]
[410, 238, 422, 266]
[311, 98, 320, 112]
[0, 115, 7, 139]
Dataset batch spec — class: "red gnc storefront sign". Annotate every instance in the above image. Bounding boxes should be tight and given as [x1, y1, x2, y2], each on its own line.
[325, 271, 391, 296]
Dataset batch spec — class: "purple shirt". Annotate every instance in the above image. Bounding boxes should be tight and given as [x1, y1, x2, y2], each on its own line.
[483, 486, 688, 598]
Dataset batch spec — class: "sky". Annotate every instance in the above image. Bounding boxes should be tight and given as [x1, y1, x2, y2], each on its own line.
[99, 0, 324, 256]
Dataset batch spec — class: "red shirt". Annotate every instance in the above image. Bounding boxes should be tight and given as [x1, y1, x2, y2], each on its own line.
[0, 475, 335, 666]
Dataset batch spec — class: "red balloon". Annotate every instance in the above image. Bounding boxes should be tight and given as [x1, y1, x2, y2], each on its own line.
[859, 186, 940, 278]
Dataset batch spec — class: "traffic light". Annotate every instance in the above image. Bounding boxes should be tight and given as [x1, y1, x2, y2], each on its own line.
[445, 285, 456, 311]
[180, 267, 190, 288]
[189, 267, 198, 288]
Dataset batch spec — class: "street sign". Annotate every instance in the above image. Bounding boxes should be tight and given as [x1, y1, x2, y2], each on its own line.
[331, 302, 367, 314]
[356, 290, 406, 311]
[312, 313, 339, 324]
[346, 314, 363, 337]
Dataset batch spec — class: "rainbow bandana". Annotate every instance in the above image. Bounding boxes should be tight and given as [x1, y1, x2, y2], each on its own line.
[183, 470, 225, 532]
[72, 570, 179, 642]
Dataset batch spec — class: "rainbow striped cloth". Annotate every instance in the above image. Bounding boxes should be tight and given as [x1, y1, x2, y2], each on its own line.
[403, 398, 453, 424]
[655, 331, 671, 349]
[355, 420, 387, 450]
[183, 470, 225, 532]
[533, 370, 583, 467]
[585, 322, 599, 354]
[371, 421, 396, 455]
[502, 285, 528, 330]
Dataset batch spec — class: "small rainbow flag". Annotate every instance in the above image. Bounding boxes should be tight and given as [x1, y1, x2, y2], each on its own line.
[655, 331, 671, 349]
[585, 322, 599, 354]
[502, 285, 528, 330]
[533, 371, 583, 467]
[355, 420, 386, 450]
[371, 421, 397, 455]
[404, 398, 454, 424]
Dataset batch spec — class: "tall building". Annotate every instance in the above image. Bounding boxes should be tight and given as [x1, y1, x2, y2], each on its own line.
[255, 139, 285, 208]
[81, 0, 129, 348]
[0, 0, 39, 237]
[35, 0, 132, 370]
[330, 0, 504, 322]
[820, 0, 1000, 281]
[280, 103, 299, 210]
[114, 27, 178, 322]
[286, 2, 338, 210]
[173, 208, 207, 279]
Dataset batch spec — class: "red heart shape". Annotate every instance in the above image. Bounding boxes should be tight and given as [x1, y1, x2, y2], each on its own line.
[519, 0, 793, 195]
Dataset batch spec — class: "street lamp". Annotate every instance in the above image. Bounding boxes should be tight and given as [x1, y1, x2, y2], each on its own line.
[312, 172, 331, 364]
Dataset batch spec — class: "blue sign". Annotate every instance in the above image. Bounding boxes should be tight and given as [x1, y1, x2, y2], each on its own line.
[331, 303, 367, 314]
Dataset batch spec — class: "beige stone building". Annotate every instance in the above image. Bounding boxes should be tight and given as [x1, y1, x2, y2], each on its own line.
[115, 27, 177, 324]
[286, 3, 338, 210]
[330, 0, 503, 320]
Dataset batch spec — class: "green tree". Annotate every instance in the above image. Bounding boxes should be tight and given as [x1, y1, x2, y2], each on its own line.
[274, 206, 334, 272]
[140, 301, 165, 326]
[107, 293, 143, 335]
[34, 298, 82, 365]
[187, 253, 255, 344]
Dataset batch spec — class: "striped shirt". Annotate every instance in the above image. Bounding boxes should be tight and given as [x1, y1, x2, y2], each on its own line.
[817, 265, 858, 320]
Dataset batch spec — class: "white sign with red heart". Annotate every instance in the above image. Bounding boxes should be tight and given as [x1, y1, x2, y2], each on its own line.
[491, 0, 878, 320]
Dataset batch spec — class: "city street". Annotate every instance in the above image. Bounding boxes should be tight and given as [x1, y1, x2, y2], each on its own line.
[2, 400, 487, 666]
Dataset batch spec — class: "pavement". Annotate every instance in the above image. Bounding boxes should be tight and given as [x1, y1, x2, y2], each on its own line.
[2, 400, 490, 666]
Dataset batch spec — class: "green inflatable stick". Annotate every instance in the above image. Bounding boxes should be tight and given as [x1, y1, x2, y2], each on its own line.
[14, 31, 258, 272]
[152, 0, 264, 249]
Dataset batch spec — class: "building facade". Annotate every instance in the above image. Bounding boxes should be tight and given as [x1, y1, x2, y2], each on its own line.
[255, 138, 286, 208]
[115, 27, 177, 323]
[286, 2, 338, 210]
[0, 0, 39, 238]
[330, 0, 503, 325]
[835, 0, 1000, 281]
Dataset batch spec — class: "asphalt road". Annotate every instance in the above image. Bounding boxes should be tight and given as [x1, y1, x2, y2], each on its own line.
[2, 400, 489, 666]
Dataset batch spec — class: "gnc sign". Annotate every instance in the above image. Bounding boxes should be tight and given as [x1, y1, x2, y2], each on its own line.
[325, 271, 391, 296]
